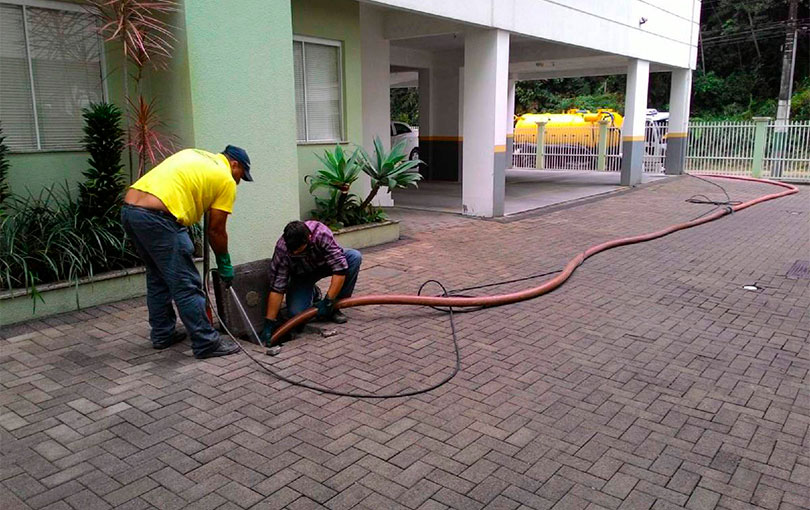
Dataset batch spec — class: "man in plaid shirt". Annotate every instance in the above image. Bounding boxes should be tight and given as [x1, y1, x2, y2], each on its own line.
[260, 220, 363, 344]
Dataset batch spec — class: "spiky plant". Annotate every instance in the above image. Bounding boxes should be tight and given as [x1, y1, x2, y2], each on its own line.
[87, 0, 178, 179]
[357, 136, 423, 211]
[0, 122, 10, 208]
[78, 103, 126, 222]
[305, 145, 363, 224]
[129, 96, 176, 176]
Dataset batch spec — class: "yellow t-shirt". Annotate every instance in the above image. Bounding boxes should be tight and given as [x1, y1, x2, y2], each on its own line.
[131, 149, 237, 226]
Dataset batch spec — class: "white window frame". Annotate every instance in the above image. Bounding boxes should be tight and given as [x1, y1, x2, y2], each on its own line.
[293, 35, 345, 145]
[1, 0, 108, 152]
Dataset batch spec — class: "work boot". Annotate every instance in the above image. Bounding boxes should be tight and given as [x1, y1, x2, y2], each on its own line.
[330, 310, 348, 324]
[153, 330, 187, 350]
[196, 337, 240, 359]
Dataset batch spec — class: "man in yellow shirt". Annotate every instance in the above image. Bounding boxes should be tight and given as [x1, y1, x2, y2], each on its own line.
[121, 146, 251, 359]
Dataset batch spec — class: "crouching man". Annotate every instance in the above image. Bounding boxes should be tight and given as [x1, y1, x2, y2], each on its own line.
[260, 220, 362, 344]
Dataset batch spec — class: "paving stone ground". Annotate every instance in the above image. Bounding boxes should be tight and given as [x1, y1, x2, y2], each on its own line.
[2, 175, 808, 510]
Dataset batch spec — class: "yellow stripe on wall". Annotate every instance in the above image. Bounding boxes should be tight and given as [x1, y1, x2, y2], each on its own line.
[494, 145, 506, 153]
[622, 135, 644, 142]
[666, 132, 688, 139]
[506, 133, 514, 139]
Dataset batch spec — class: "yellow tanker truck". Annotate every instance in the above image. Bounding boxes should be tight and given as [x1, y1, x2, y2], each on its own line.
[513, 109, 623, 148]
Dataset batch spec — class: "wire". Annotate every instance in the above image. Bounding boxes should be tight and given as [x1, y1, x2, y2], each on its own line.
[203, 174, 754, 399]
[206, 270, 463, 399]
[684, 173, 742, 221]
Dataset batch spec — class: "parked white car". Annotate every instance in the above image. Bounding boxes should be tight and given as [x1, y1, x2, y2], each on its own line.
[391, 121, 420, 161]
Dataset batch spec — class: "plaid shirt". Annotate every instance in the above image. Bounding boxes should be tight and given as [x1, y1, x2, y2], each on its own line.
[267, 220, 348, 293]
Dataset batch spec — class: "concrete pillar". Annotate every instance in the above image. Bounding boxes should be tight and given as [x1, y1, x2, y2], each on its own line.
[360, 3, 393, 206]
[506, 79, 516, 168]
[462, 29, 510, 217]
[183, 0, 299, 263]
[620, 59, 650, 186]
[664, 68, 692, 176]
[417, 68, 431, 179]
[422, 66, 461, 181]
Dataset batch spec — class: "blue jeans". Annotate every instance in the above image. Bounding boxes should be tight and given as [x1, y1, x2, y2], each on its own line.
[286, 249, 362, 316]
[121, 205, 220, 356]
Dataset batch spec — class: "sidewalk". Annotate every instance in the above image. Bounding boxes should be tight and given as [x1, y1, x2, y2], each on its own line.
[2, 176, 808, 510]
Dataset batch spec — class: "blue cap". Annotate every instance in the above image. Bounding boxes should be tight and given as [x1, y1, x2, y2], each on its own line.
[223, 145, 252, 182]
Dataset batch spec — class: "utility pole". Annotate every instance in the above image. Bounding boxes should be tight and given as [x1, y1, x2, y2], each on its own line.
[774, 0, 799, 177]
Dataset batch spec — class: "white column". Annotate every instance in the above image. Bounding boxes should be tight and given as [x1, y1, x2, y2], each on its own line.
[665, 68, 692, 175]
[620, 59, 650, 186]
[426, 66, 461, 180]
[506, 79, 516, 169]
[462, 29, 510, 217]
[360, 4, 393, 206]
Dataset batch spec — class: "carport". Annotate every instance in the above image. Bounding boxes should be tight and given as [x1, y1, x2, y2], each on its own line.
[359, 1, 698, 217]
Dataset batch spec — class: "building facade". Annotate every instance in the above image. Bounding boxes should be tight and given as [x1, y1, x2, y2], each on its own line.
[2, 0, 701, 265]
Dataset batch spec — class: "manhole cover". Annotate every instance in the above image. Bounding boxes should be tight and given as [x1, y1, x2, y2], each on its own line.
[786, 260, 810, 280]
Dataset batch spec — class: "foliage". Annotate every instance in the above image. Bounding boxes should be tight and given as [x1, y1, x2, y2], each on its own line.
[78, 103, 126, 222]
[309, 190, 386, 231]
[89, 0, 177, 69]
[129, 96, 176, 176]
[306, 138, 422, 230]
[0, 122, 9, 208]
[305, 145, 363, 226]
[357, 136, 422, 211]
[0, 185, 140, 306]
[790, 78, 810, 119]
[390, 87, 420, 126]
[88, 0, 179, 177]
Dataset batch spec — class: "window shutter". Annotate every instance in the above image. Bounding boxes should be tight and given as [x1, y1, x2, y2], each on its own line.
[0, 4, 37, 151]
[26, 8, 103, 150]
[304, 43, 341, 142]
[293, 40, 306, 142]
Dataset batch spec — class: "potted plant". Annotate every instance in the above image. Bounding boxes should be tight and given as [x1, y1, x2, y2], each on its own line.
[305, 136, 423, 249]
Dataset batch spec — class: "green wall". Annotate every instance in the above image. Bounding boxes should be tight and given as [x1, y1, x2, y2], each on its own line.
[183, 0, 300, 264]
[5, 12, 193, 197]
[292, 0, 364, 218]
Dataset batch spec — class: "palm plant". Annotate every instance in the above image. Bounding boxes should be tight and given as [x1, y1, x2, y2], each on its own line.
[305, 145, 363, 226]
[357, 136, 423, 211]
[78, 103, 126, 222]
[0, 122, 9, 208]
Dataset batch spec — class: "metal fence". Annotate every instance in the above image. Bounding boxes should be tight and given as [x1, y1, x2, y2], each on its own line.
[686, 119, 810, 181]
[512, 125, 623, 172]
[685, 121, 757, 175]
[512, 119, 810, 182]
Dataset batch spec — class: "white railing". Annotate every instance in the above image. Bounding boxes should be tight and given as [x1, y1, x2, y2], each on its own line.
[764, 121, 810, 181]
[512, 118, 810, 182]
[513, 124, 662, 173]
[686, 119, 810, 181]
[685, 121, 757, 175]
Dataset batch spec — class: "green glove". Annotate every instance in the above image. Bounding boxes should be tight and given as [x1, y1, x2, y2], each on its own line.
[314, 297, 335, 319]
[260, 318, 278, 346]
[215, 252, 234, 285]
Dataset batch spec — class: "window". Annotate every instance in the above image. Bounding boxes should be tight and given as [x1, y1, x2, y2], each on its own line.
[0, 1, 104, 151]
[293, 36, 343, 143]
[393, 122, 411, 135]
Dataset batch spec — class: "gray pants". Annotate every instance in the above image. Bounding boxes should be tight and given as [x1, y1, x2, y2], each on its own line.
[121, 205, 219, 356]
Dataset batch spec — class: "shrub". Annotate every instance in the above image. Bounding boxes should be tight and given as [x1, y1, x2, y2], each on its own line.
[0, 185, 140, 307]
[0, 122, 9, 208]
[78, 103, 126, 222]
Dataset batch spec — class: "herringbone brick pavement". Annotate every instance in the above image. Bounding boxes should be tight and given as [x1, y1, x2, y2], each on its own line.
[2, 176, 808, 510]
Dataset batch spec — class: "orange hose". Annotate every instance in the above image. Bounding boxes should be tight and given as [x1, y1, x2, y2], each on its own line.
[270, 175, 798, 346]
